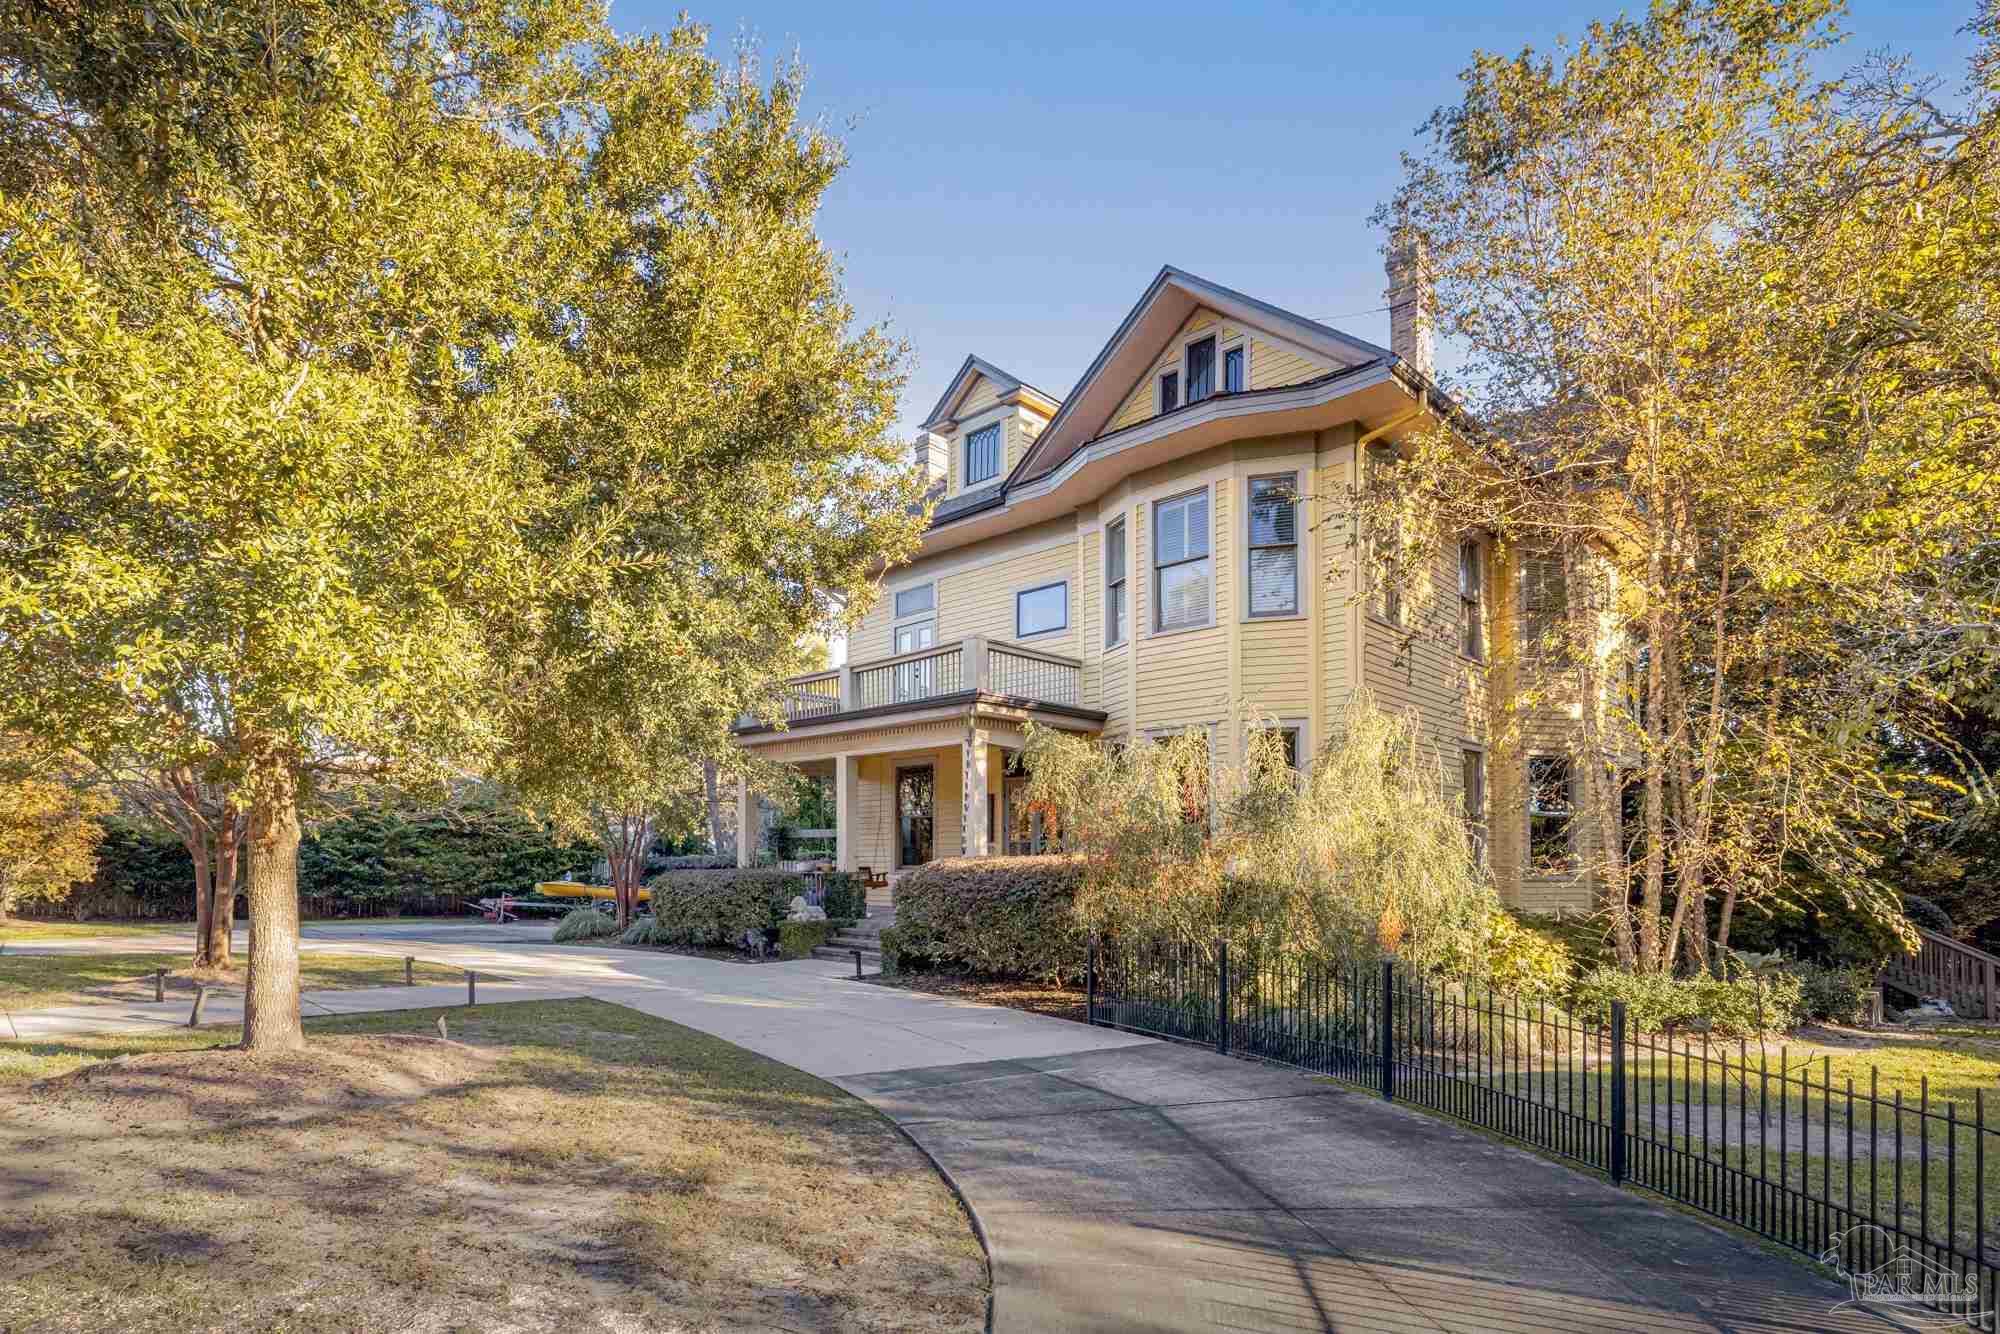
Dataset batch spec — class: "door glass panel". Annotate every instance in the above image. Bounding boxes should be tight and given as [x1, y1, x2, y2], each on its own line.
[893, 620, 936, 699]
[897, 766, 934, 867]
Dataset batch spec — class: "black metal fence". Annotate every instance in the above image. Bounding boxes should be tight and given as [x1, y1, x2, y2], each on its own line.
[1088, 935, 1999, 1329]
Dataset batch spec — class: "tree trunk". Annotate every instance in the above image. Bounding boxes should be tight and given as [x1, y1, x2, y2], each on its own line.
[207, 821, 239, 969]
[242, 779, 305, 1051]
[189, 828, 214, 967]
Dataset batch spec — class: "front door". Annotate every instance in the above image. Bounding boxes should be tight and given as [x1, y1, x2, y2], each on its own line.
[896, 765, 934, 868]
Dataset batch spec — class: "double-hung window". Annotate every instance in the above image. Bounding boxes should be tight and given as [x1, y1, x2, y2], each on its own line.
[1015, 581, 1068, 638]
[1461, 748, 1487, 859]
[1527, 755, 1575, 873]
[1223, 343, 1245, 393]
[1158, 371, 1180, 414]
[1104, 517, 1128, 647]
[1247, 474, 1299, 617]
[1154, 489, 1212, 632]
[1184, 336, 1216, 403]
[1459, 539, 1484, 659]
[965, 423, 1001, 486]
[1252, 724, 1303, 778]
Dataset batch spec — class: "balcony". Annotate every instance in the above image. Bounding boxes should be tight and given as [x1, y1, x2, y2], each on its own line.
[743, 635, 1090, 731]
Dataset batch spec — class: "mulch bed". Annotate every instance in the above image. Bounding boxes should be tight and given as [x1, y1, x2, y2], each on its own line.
[866, 969, 1087, 1024]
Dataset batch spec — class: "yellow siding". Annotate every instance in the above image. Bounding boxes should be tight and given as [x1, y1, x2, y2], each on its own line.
[957, 375, 1002, 418]
[1240, 618, 1312, 718]
[1316, 434, 1358, 730]
[938, 541, 1079, 655]
[1103, 310, 1339, 436]
[851, 519, 1081, 665]
[1132, 468, 1232, 731]
[854, 745, 962, 872]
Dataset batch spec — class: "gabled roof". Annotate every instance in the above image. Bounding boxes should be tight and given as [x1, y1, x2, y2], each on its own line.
[1013, 266, 1390, 484]
[919, 355, 1062, 431]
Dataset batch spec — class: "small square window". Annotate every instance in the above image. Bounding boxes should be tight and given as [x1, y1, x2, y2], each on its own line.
[1015, 582, 1068, 638]
[894, 584, 934, 619]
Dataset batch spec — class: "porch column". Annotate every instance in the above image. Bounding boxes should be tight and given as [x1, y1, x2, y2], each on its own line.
[963, 725, 992, 857]
[735, 777, 754, 868]
[835, 754, 861, 871]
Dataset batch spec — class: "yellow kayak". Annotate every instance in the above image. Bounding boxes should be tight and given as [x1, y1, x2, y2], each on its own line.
[534, 881, 652, 903]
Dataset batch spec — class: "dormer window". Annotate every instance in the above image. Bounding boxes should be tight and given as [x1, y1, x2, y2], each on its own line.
[1223, 343, 1245, 393]
[1184, 336, 1216, 403]
[965, 423, 1001, 485]
[1158, 371, 1179, 414]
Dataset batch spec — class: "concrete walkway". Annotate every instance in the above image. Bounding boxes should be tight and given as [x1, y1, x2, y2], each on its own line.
[4, 921, 1904, 1331]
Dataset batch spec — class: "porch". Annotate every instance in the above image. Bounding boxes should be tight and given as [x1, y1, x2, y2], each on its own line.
[730, 638, 1104, 886]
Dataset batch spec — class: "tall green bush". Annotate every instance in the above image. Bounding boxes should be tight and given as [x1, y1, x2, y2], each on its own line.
[302, 795, 594, 903]
[643, 869, 801, 947]
[893, 856, 1088, 983]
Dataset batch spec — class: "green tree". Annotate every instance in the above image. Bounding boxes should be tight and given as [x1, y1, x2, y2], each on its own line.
[1361, 0, 1998, 972]
[0, 2, 921, 1046]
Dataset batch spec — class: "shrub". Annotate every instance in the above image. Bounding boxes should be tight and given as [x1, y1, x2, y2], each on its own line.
[1902, 893, 1954, 938]
[1570, 966, 1804, 1036]
[1439, 911, 1574, 997]
[1790, 961, 1876, 1025]
[644, 868, 801, 947]
[622, 917, 683, 946]
[778, 920, 837, 959]
[553, 906, 620, 942]
[893, 856, 1088, 983]
[1014, 693, 1498, 971]
[878, 925, 906, 974]
[819, 873, 863, 922]
[652, 854, 739, 873]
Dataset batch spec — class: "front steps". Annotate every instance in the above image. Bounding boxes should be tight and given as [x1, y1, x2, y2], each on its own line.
[811, 913, 890, 971]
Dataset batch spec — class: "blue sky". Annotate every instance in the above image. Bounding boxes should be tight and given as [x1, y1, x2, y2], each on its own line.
[613, 1, 1983, 435]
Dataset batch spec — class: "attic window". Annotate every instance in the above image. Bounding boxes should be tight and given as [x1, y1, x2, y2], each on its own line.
[1185, 337, 1216, 403]
[1158, 371, 1179, 414]
[965, 423, 1001, 485]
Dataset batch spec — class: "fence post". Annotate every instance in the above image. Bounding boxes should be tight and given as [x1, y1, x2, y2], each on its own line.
[405, 956, 414, 987]
[154, 968, 166, 1003]
[1085, 936, 1098, 1026]
[467, 969, 476, 1007]
[1216, 938, 1230, 1056]
[1379, 959, 1395, 1101]
[1609, 1000, 1628, 1186]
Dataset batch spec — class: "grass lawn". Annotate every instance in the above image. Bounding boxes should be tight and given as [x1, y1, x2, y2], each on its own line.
[0, 998, 985, 1332]
[0, 919, 191, 944]
[0, 952, 467, 1011]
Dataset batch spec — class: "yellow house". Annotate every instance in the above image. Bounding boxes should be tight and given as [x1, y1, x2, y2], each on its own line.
[731, 254, 1601, 917]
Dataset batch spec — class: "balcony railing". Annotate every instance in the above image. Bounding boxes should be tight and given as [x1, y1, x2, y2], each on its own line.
[749, 635, 1083, 726]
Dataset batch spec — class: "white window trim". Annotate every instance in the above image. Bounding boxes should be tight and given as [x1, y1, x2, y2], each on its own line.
[1103, 515, 1129, 650]
[1182, 333, 1219, 406]
[889, 578, 938, 633]
[1149, 483, 1217, 637]
[1156, 367, 1180, 414]
[1220, 336, 1250, 394]
[1249, 718, 1310, 774]
[1242, 470, 1303, 621]
[1013, 579, 1070, 640]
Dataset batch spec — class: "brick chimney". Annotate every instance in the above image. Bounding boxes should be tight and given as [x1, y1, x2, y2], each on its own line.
[1384, 230, 1434, 378]
[911, 430, 948, 488]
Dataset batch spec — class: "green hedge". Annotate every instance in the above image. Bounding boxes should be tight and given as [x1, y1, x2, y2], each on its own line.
[891, 855, 1087, 983]
[1571, 966, 1805, 1036]
[643, 868, 802, 947]
[778, 920, 838, 959]
[819, 873, 863, 922]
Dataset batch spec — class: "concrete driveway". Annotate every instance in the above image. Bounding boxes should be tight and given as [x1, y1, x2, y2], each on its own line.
[5, 920, 1903, 1332]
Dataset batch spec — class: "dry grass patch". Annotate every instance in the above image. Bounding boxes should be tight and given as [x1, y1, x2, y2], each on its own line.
[0, 919, 190, 944]
[873, 969, 1086, 1024]
[0, 998, 986, 1333]
[0, 951, 465, 1011]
